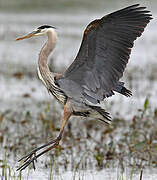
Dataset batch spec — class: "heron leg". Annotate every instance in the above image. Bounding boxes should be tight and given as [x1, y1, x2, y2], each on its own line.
[17, 100, 72, 171]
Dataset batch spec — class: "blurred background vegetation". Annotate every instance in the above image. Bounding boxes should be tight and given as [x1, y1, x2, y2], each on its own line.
[0, 0, 156, 12]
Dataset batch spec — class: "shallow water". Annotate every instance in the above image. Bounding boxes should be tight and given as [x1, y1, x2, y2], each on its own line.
[14, 169, 157, 180]
[0, 0, 157, 179]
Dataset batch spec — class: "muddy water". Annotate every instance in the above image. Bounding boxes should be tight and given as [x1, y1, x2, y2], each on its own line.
[0, 1, 157, 179]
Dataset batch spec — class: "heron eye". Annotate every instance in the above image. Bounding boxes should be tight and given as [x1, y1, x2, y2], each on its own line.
[36, 29, 42, 33]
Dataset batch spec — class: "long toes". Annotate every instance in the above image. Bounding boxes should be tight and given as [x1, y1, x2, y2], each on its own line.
[17, 152, 37, 171]
[17, 137, 61, 171]
[18, 151, 33, 162]
[17, 157, 36, 171]
[34, 153, 37, 162]
[32, 160, 36, 170]
[16, 161, 30, 171]
[24, 156, 31, 163]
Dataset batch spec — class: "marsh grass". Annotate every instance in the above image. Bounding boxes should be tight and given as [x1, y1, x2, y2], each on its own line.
[0, 97, 157, 179]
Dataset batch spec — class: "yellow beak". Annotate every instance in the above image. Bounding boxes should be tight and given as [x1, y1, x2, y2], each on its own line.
[16, 31, 37, 41]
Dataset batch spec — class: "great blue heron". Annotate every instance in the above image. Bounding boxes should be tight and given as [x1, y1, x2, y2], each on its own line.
[16, 4, 152, 171]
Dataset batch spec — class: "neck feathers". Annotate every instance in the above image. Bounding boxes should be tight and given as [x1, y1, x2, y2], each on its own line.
[38, 29, 57, 89]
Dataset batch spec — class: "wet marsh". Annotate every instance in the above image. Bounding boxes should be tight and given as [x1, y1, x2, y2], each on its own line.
[0, 0, 157, 179]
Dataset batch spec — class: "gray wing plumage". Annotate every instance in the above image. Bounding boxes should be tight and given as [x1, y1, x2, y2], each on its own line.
[57, 4, 152, 104]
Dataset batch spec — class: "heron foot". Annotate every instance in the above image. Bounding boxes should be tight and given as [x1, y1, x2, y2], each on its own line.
[16, 137, 60, 171]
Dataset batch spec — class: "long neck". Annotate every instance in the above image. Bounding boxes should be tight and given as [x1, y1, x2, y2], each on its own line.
[38, 29, 57, 88]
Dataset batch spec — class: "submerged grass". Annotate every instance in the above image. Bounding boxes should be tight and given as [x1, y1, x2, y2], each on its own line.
[1, 62, 157, 179]
[0, 97, 157, 179]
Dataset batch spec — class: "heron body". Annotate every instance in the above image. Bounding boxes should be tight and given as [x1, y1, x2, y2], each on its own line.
[16, 4, 152, 171]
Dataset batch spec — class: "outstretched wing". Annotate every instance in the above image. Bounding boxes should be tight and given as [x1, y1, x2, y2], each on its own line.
[57, 4, 152, 104]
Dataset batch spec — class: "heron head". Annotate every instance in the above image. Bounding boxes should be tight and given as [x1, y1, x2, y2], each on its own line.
[16, 25, 56, 41]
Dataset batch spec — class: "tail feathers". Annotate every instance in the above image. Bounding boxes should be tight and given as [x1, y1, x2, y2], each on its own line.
[73, 106, 111, 124]
[89, 105, 112, 124]
[120, 86, 132, 97]
[114, 81, 132, 97]
[73, 111, 90, 117]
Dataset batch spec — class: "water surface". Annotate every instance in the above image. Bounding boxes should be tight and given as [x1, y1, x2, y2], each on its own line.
[0, 1, 157, 179]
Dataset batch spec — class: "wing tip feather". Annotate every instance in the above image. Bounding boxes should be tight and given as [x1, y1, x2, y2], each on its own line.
[109, 4, 152, 18]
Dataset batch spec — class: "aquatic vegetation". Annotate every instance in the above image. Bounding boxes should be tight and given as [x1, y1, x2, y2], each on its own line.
[0, 97, 157, 179]
[0, 2, 156, 178]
